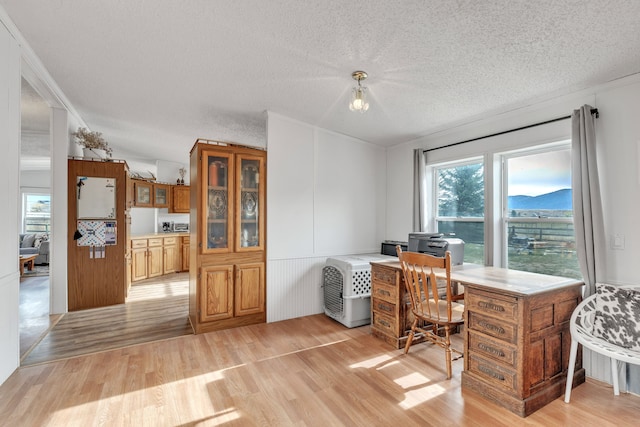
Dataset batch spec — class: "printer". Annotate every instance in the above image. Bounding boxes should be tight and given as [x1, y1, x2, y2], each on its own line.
[407, 232, 465, 265]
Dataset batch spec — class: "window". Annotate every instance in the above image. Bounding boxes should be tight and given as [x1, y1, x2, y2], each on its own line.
[434, 159, 485, 264]
[428, 140, 581, 279]
[23, 193, 50, 233]
[503, 147, 581, 279]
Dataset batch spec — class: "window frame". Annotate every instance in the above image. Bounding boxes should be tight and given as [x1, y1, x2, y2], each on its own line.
[426, 139, 576, 272]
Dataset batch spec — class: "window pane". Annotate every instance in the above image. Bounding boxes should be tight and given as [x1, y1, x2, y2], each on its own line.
[437, 220, 484, 264]
[24, 194, 51, 233]
[437, 163, 484, 217]
[506, 149, 581, 279]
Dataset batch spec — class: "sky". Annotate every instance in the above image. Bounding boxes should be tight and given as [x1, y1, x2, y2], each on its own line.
[507, 149, 571, 196]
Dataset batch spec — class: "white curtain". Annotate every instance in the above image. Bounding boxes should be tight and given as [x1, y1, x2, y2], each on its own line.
[413, 149, 426, 231]
[571, 105, 604, 297]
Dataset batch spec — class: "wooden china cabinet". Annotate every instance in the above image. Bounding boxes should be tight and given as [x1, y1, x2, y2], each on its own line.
[188, 139, 266, 334]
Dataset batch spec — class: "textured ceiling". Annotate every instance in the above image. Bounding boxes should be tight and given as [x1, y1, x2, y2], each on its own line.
[4, 0, 640, 165]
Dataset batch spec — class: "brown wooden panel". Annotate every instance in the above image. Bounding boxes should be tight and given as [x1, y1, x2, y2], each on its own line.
[544, 333, 563, 380]
[530, 305, 554, 332]
[234, 263, 265, 316]
[200, 265, 234, 322]
[68, 159, 128, 311]
[555, 297, 578, 324]
[528, 339, 545, 388]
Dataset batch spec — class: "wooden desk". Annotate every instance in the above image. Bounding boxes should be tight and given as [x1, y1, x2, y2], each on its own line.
[370, 261, 586, 417]
[19, 254, 37, 276]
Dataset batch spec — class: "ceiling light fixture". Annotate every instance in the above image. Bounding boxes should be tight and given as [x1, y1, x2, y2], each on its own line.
[349, 71, 369, 113]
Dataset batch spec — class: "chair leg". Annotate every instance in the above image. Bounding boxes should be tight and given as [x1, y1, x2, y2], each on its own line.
[611, 358, 620, 396]
[564, 339, 578, 403]
[404, 319, 417, 354]
[444, 326, 452, 379]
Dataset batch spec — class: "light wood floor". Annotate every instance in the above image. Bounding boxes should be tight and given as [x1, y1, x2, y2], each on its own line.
[1, 313, 638, 426]
[21, 272, 192, 366]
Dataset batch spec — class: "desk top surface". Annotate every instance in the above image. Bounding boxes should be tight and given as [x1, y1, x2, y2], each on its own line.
[370, 261, 584, 296]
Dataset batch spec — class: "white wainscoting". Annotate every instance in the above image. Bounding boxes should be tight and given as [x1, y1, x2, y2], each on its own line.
[267, 257, 328, 323]
[0, 272, 19, 385]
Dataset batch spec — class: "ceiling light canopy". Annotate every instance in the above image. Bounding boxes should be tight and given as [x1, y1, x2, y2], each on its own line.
[349, 71, 369, 113]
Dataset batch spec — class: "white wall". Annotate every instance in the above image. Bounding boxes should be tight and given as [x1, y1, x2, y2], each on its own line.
[266, 112, 386, 322]
[386, 73, 640, 390]
[0, 20, 21, 385]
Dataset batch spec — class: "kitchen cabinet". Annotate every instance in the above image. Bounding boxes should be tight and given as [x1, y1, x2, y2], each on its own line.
[132, 179, 153, 207]
[181, 236, 190, 271]
[163, 236, 178, 274]
[131, 239, 149, 282]
[130, 236, 176, 282]
[147, 238, 164, 278]
[131, 179, 175, 209]
[170, 185, 190, 213]
[154, 183, 170, 208]
[189, 139, 266, 334]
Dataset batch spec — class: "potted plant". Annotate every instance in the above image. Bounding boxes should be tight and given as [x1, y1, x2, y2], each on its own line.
[72, 127, 113, 159]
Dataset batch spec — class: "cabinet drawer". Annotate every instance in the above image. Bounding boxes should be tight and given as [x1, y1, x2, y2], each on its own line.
[372, 311, 397, 336]
[182, 236, 190, 244]
[468, 312, 517, 343]
[131, 239, 147, 249]
[468, 353, 517, 393]
[371, 281, 397, 303]
[148, 238, 163, 247]
[163, 237, 177, 245]
[371, 297, 396, 318]
[467, 291, 518, 321]
[468, 330, 517, 367]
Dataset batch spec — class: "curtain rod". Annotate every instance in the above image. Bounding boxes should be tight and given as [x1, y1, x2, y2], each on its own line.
[424, 108, 599, 153]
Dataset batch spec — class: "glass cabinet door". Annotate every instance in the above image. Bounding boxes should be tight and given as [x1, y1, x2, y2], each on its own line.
[202, 151, 233, 253]
[236, 153, 264, 251]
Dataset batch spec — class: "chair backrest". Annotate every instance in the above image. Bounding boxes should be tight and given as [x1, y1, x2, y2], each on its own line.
[396, 245, 453, 322]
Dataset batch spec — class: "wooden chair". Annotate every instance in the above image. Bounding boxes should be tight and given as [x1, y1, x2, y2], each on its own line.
[396, 245, 464, 379]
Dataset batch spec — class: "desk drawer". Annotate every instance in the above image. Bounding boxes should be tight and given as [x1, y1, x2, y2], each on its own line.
[468, 330, 517, 367]
[131, 239, 147, 249]
[468, 353, 517, 393]
[372, 311, 397, 337]
[371, 281, 397, 303]
[372, 267, 398, 286]
[371, 297, 396, 318]
[467, 291, 518, 322]
[468, 312, 517, 344]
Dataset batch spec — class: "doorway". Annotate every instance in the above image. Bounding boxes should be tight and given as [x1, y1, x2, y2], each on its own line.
[19, 77, 55, 361]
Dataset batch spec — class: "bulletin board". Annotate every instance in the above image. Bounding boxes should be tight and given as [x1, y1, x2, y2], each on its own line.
[77, 177, 116, 219]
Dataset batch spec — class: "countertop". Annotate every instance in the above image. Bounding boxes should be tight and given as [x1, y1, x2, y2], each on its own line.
[131, 232, 190, 239]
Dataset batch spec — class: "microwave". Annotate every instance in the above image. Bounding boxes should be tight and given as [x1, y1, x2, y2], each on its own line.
[173, 223, 189, 232]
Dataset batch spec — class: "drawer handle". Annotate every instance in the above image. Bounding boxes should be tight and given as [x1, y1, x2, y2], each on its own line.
[378, 319, 390, 327]
[377, 302, 393, 313]
[477, 343, 505, 357]
[478, 365, 505, 381]
[478, 321, 505, 335]
[478, 301, 505, 312]
[377, 289, 391, 297]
